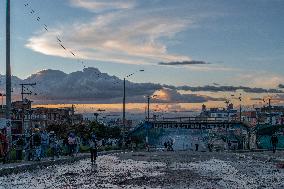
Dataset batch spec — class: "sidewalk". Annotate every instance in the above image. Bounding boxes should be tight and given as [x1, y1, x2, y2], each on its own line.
[0, 150, 122, 177]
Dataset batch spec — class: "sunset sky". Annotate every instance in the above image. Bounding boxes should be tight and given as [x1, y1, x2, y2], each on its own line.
[0, 0, 284, 113]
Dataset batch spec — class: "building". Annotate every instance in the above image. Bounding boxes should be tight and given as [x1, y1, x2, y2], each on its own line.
[200, 104, 238, 121]
[0, 101, 83, 136]
[255, 106, 284, 125]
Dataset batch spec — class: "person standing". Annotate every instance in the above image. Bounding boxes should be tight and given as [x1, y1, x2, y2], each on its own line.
[24, 133, 33, 161]
[68, 133, 76, 157]
[89, 133, 97, 164]
[49, 131, 59, 160]
[15, 136, 24, 160]
[41, 130, 49, 158]
[271, 134, 278, 153]
[33, 128, 42, 161]
[75, 136, 80, 155]
[195, 143, 199, 151]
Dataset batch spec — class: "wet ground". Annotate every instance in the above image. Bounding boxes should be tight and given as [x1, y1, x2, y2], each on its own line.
[0, 150, 284, 189]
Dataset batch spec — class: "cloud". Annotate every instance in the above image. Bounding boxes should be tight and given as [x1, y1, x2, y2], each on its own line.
[158, 60, 209, 66]
[275, 94, 284, 101]
[236, 72, 284, 88]
[70, 0, 136, 12]
[163, 84, 284, 93]
[26, 2, 193, 66]
[2, 68, 282, 104]
[152, 89, 224, 103]
[0, 68, 222, 104]
[278, 84, 284, 89]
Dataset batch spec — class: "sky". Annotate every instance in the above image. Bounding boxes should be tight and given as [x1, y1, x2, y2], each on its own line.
[0, 0, 284, 113]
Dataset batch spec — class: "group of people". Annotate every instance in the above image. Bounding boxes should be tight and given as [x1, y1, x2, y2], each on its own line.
[0, 128, 98, 164]
[21, 128, 61, 161]
[164, 140, 174, 151]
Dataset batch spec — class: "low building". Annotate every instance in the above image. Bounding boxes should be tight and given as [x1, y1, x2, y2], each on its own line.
[200, 104, 238, 121]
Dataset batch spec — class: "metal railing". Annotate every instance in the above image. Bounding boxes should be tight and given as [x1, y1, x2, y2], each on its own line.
[148, 116, 241, 123]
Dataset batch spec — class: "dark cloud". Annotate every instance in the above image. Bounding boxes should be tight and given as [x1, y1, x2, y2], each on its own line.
[158, 60, 209, 66]
[165, 85, 284, 94]
[152, 89, 224, 103]
[278, 84, 284, 89]
[250, 97, 263, 101]
[1, 67, 283, 104]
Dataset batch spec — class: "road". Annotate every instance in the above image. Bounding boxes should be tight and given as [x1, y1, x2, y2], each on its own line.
[0, 150, 283, 189]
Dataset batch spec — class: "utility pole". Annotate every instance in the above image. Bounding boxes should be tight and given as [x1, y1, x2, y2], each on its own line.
[268, 98, 272, 125]
[238, 94, 242, 122]
[122, 78, 126, 147]
[147, 96, 150, 122]
[6, 0, 12, 153]
[146, 95, 157, 122]
[121, 70, 144, 148]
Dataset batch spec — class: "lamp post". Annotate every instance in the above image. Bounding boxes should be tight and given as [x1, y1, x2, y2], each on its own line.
[238, 94, 242, 122]
[146, 95, 157, 122]
[122, 69, 144, 147]
[6, 0, 12, 156]
[144, 94, 157, 150]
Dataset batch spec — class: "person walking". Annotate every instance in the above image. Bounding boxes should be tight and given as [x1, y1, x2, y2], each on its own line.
[89, 133, 97, 164]
[271, 134, 278, 153]
[68, 133, 76, 157]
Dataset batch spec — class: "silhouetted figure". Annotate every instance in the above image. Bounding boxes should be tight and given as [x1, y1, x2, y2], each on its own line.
[195, 143, 199, 151]
[166, 140, 174, 151]
[208, 143, 213, 152]
[15, 136, 24, 160]
[89, 133, 97, 164]
[271, 134, 278, 153]
[164, 142, 168, 151]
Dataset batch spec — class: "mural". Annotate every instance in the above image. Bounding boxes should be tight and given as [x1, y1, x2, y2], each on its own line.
[129, 122, 249, 151]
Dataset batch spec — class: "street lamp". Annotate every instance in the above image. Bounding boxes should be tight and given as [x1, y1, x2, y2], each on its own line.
[122, 69, 144, 147]
[238, 94, 242, 122]
[146, 95, 157, 122]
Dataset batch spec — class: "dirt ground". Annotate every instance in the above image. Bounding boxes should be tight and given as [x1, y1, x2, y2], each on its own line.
[115, 150, 284, 188]
[0, 150, 284, 189]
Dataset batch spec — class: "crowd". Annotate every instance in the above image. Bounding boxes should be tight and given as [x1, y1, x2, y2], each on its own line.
[0, 128, 98, 164]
